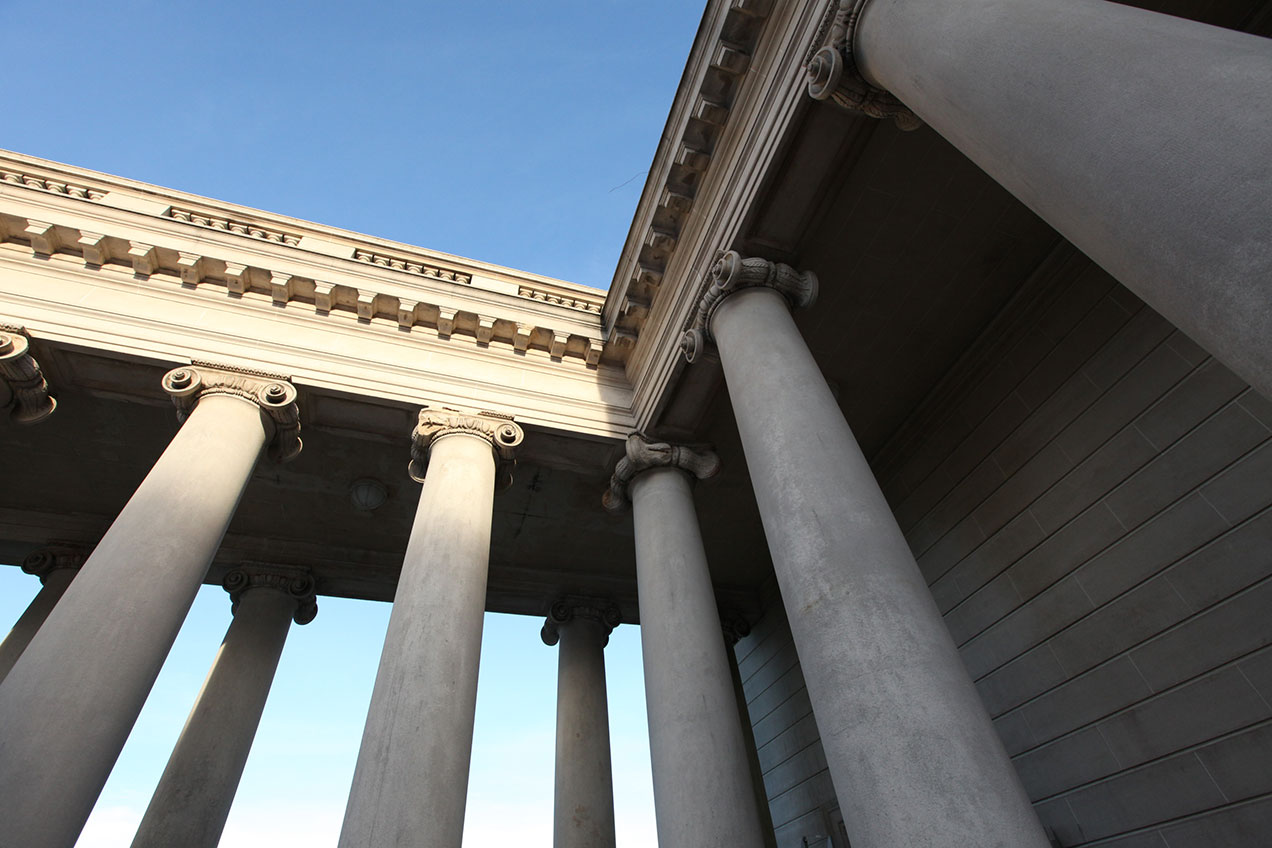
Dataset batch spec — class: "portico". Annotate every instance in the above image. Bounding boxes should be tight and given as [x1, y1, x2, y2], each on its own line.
[1, 0, 1270, 845]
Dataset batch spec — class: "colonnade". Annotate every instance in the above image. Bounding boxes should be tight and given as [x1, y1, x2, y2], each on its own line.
[0, 0, 1268, 845]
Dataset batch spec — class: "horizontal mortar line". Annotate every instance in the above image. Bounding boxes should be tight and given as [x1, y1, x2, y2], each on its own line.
[747, 684, 812, 733]
[938, 354, 1235, 625]
[891, 277, 1122, 534]
[766, 768, 835, 831]
[745, 659, 808, 719]
[758, 736, 828, 791]
[1062, 790, 1272, 847]
[967, 491, 1272, 683]
[949, 408, 1267, 648]
[874, 256, 1088, 492]
[994, 606, 1272, 748]
[754, 710, 820, 773]
[741, 633, 799, 694]
[1025, 713, 1272, 807]
[912, 314, 1177, 569]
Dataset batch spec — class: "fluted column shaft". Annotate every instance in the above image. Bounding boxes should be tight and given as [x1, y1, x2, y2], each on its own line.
[622, 454, 767, 848]
[707, 280, 1048, 848]
[0, 366, 298, 848]
[131, 570, 316, 848]
[0, 552, 80, 684]
[544, 603, 618, 848]
[339, 410, 522, 848]
[847, 0, 1272, 398]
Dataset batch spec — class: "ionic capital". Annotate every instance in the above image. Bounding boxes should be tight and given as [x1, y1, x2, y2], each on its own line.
[162, 362, 302, 463]
[541, 596, 622, 647]
[21, 546, 88, 583]
[222, 565, 318, 625]
[603, 433, 721, 512]
[721, 612, 752, 647]
[0, 325, 56, 424]
[806, 0, 921, 131]
[408, 406, 525, 485]
[680, 251, 818, 364]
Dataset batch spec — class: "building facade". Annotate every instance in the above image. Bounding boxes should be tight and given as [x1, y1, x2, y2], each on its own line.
[1, 0, 1270, 846]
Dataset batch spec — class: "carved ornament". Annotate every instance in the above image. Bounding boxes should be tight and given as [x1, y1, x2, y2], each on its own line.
[162, 362, 302, 463]
[603, 433, 721, 512]
[353, 249, 473, 285]
[806, 0, 922, 131]
[408, 406, 525, 486]
[0, 326, 56, 424]
[540, 596, 622, 647]
[0, 169, 106, 200]
[680, 250, 818, 364]
[21, 546, 88, 583]
[223, 565, 318, 625]
[166, 207, 302, 246]
[721, 612, 752, 646]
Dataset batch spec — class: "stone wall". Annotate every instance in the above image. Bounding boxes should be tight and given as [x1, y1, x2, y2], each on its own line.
[737, 254, 1272, 846]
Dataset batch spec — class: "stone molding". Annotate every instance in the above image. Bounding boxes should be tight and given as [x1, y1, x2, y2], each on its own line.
[603, 433, 721, 512]
[0, 325, 56, 424]
[805, 0, 922, 130]
[408, 406, 525, 486]
[680, 250, 818, 363]
[21, 546, 88, 583]
[0, 168, 106, 201]
[540, 596, 622, 647]
[222, 565, 318, 625]
[605, 0, 776, 354]
[162, 362, 303, 463]
[0, 211, 611, 369]
[166, 207, 302, 247]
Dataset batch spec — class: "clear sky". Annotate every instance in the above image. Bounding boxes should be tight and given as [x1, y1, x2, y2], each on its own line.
[0, 1, 706, 845]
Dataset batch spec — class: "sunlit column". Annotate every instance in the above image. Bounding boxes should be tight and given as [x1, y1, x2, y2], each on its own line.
[542, 597, 621, 848]
[339, 408, 523, 848]
[605, 435, 768, 848]
[0, 363, 302, 848]
[682, 251, 1049, 848]
[131, 566, 317, 848]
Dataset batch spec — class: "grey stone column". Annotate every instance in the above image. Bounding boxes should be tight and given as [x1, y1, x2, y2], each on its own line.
[808, 0, 1272, 399]
[0, 364, 301, 848]
[605, 436, 768, 848]
[338, 408, 523, 848]
[541, 597, 621, 848]
[131, 566, 318, 848]
[683, 251, 1049, 848]
[0, 548, 85, 684]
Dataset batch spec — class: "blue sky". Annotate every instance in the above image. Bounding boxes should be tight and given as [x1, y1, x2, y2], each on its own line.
[1, 1, 705, 844]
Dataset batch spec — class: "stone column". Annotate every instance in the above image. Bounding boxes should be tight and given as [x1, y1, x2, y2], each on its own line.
[338, 407, 523, 848]
[682, 251, 1049, 848]
[131, 566, 318, 848]
[0, 547, 85, 683]
[604, 436, 768, 848]
[808, 0, 1272, 399]
[0, 325, 56, 423]
[541, 597, 621, 848]
[0, 363, 301, 848]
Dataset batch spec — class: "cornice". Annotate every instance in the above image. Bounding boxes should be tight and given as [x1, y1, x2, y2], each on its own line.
[604, 0, 776, 355]
[0, 197, 608, 370]
[619, 0, 832, 432]
[0, 150, 610, 359]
